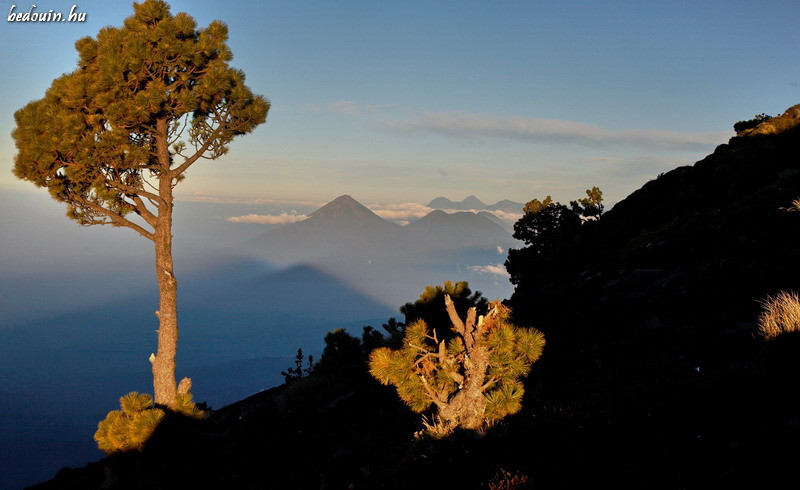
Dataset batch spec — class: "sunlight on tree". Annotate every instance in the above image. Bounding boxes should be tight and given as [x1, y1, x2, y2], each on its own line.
[369, 295, 544, 434]
[11, 0, 269, 408]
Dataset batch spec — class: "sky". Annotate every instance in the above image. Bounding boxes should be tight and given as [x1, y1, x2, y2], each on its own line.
[0, 0, 798, 210]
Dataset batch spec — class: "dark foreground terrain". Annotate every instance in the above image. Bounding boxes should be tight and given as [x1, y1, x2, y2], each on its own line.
[31, 106, 800, 489]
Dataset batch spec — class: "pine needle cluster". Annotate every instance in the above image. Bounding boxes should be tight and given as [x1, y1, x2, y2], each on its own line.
[369, 296, 544, 432]
[94, 391, 203, 454]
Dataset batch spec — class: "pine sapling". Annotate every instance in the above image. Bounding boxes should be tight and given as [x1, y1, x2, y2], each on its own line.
[369, 295, 544, 433]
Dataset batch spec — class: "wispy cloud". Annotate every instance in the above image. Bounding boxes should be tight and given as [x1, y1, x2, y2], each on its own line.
[328, 100, 362, 116]
[324, 101, 729, 151]
[378, 111, 729, 150]
[226, 213, 308, 225]
[468, 263, 510, 278]
[178, 194, 325, 207]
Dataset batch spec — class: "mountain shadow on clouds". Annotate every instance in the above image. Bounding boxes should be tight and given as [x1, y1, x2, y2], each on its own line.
[0, 256, 392, 489]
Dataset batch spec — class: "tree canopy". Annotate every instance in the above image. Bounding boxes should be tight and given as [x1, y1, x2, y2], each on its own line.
[12, 0, 268, 235]
[506, 187, 603, 288]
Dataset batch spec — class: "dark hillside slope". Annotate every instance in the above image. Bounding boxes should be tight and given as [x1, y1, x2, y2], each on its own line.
[32, 106, 800, 490]
[511, 104, 800, 328]
[507, 104, 800, 486]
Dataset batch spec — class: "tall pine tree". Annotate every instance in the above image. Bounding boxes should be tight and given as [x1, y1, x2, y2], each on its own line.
[12, 0, 269, 408]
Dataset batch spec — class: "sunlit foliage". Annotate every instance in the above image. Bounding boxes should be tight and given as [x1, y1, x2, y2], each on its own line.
[370, 296, 544, 433]
[94, 391, 203, 454]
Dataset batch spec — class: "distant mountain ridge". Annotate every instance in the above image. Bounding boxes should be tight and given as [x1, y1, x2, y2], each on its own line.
[248, 195, 517, 264]
[307, 194, 393, 226]
[427, 196, 524, 213]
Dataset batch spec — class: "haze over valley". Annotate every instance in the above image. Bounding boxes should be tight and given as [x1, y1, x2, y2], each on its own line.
[0, 189, 521, 488]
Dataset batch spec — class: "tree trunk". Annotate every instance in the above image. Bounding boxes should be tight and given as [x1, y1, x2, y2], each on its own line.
[439, 347, 490, 430]
[151, 117, 179, 408]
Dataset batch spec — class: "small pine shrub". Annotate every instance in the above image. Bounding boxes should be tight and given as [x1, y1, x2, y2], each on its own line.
[94, 391, 205, 454]
[95, 392, 165, 454]
[370, 296, 544, 433]
[173, 392, 206, 419]
[758, 291, 800, 340]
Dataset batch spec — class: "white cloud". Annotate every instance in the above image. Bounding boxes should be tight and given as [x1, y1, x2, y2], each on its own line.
[488, 209, 523, 225]
[468, 263, 510, 278]
[226, 213, 308, 225]
[377, 110, 730, 151]
[367, 202, 433, 221]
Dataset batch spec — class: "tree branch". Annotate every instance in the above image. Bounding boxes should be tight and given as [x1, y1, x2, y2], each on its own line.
[169, 123, 226, 177]
[71, 194, 154, 240]
[105, 178, 162, 204]
[130, 195, 159, 227]
[481, 376, 499, 392]
[445, 294, 465, 335]
[418, 373, 448, 410]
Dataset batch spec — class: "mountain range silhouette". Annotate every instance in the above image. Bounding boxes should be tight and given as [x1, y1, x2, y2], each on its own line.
[247, 194, 517, 264]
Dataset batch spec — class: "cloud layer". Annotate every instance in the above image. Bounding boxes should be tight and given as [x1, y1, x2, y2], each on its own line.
[226, 213, 309, 225]
[367, 202, 434, 221]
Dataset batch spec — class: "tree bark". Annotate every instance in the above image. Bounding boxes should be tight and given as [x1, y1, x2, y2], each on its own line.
[440, 295, 491, 430]
[439, 346, 490, 430]
[151, 117, 179, 408]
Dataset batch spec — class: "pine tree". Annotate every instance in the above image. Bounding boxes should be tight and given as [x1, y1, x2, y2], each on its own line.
[369, 295, 545, 432]
[11, 0, 268, 408]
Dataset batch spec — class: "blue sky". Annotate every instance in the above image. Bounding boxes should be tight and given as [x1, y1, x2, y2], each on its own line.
[1, 0, 798, 207]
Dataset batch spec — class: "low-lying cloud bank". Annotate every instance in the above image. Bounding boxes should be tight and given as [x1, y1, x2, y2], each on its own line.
[368, 202, 433, 221]
[226, 213, 309, 225]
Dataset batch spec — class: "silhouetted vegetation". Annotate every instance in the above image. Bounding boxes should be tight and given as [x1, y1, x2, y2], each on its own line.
[733, 113, 772, 134]
[400, 281, 488, 342]
[281, 348, 315, 384]
[505, 187, 603, 291]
